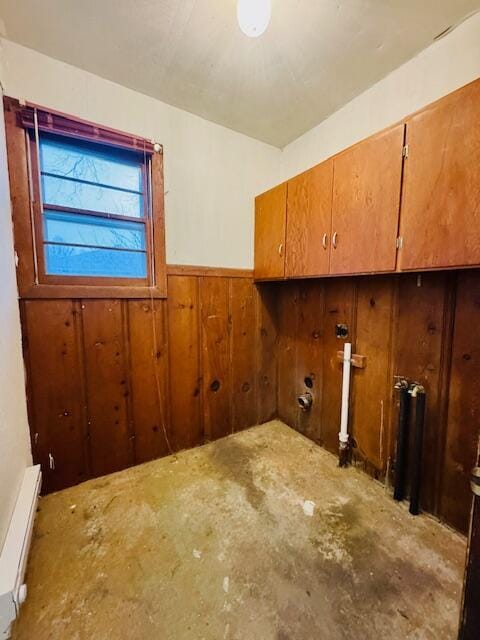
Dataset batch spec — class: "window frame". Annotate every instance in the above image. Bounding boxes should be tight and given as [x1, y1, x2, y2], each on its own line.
[4, 97, 167, 299]
[30, 131, 152, 287]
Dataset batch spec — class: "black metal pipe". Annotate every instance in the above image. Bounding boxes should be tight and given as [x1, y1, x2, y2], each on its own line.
[394, 383, 410, 501]
[409, 389, 426, 516]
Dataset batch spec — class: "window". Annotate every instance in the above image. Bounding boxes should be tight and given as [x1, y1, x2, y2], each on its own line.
[4, 97, 166, 297]
[39, 134, 148, 279]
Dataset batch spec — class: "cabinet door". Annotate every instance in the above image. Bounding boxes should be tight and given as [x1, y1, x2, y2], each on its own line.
[330, 124, 405, 275]
[399, 80, 480, 270]
[285, 160, 333, 277]
[254, 183, 287, 280]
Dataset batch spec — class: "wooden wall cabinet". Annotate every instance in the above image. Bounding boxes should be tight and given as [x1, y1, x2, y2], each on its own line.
[255, 127, 405, 280]
[330, 124, 405, 275]
[399, 81, 480, 270]
[254, 78, 480, 281]
[254, 183, 287, 280]
[285, 160, 333, 277]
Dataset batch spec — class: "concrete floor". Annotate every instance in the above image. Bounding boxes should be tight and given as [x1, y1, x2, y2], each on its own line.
[13, 421, 466, 640]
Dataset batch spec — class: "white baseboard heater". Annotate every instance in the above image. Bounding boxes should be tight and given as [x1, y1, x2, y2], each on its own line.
[0, 465, 42, 639]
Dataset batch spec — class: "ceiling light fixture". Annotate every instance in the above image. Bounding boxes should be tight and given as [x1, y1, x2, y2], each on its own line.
[237, 0, 271, 38]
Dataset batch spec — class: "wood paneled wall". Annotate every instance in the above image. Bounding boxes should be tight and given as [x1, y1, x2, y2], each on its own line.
[21, 272, 277, 494]
[275, 271, 480, 534]
[20, 267, 480, 533]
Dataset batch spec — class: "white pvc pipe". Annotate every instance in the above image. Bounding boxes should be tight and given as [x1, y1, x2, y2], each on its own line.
[339, 342, 352, 448]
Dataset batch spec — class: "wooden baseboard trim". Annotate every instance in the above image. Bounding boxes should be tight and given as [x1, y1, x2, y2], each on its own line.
[167, 264, 253, 278]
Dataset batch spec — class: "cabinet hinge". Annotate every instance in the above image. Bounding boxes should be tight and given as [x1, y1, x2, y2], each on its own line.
[396, 236, 404, 249]
[402, 144, 409, 158]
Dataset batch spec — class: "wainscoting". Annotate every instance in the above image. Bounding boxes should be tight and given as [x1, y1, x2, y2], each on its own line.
[275, 270, 480, 534]
[21, 268, 277, 494]
[20, 266, 480, 534]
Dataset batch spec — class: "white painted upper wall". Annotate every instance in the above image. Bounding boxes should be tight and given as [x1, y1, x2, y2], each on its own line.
[0, 38, 281, 269]
[0, 91, 32, 549]
[280, 11, 480, 180]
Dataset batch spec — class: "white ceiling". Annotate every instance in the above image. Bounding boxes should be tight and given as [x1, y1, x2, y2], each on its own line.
[0, 0, 479, 147]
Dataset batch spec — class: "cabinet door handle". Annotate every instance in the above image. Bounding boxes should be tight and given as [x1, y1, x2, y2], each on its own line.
[332, 232, 338, 249]
[322, 233, 328, 249]
[278, 243, 284, 257]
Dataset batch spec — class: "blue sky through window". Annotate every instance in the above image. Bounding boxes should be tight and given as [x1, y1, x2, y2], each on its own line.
[39, 133, 148, 279]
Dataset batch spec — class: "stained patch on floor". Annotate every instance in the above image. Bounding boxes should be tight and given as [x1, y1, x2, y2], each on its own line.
[12, 421, 466, 639]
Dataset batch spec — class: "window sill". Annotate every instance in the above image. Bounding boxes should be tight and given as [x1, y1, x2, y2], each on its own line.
[18, 282, 167, 299]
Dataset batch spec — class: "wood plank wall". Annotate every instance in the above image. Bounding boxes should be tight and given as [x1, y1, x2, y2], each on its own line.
[21, 272, 278, 494]
[19, 267, 479, 534]
[275, 270, 480, 534]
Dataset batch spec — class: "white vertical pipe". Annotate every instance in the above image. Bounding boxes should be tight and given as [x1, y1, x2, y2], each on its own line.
[339, 342, 352, 448]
